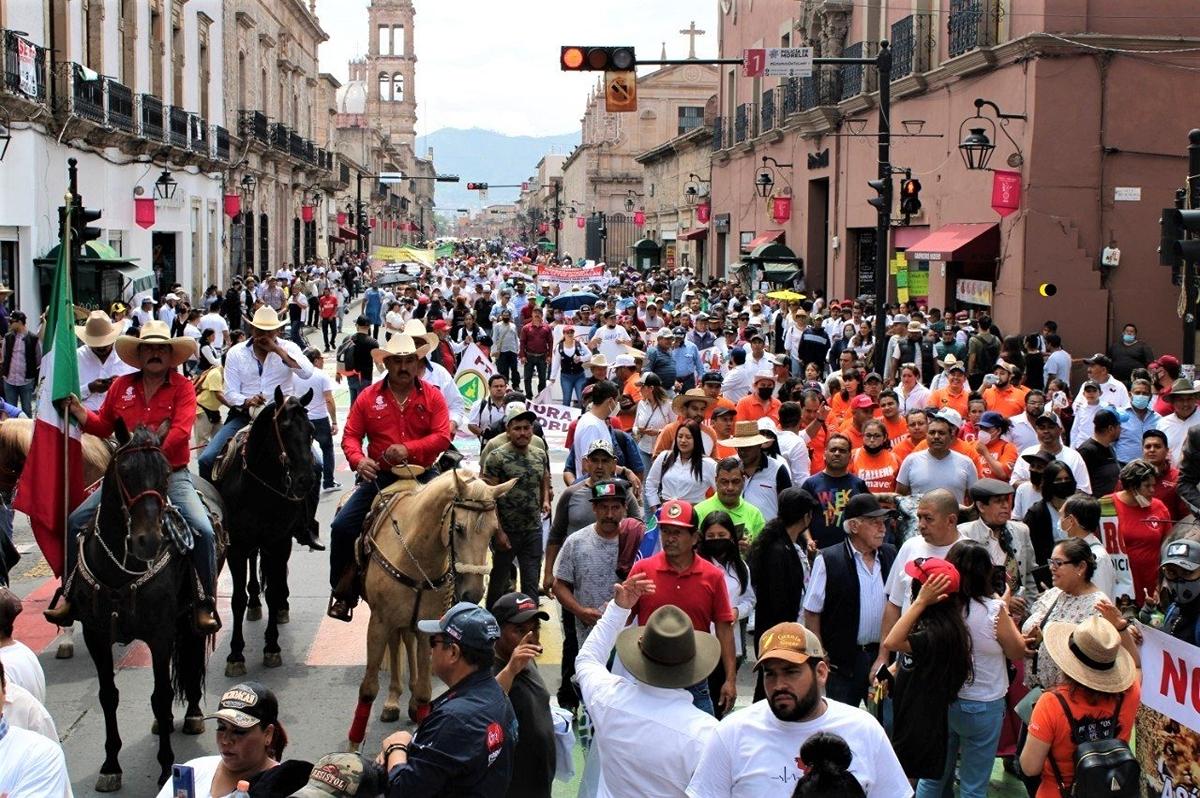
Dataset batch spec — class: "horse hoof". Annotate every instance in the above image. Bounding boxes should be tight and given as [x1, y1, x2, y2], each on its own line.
[55, 640, 74, 659]
[275, 609, 290, 625]
[380, 706, 400, 723]
[246, 606, 263, 622]
[95, 773, 123, 792]
[183, 716, 205, 735]
[225, 661, 247, 678]
[151, 717, 175, 734]
[263, 652, 283, 668]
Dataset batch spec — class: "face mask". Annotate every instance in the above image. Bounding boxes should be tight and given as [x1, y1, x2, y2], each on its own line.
[977, 429, 993, 445]
[863, 442, 886, 455]
[757, 386, 774, 401]
[608, 400, 621, 419]
[700, 539, 737, 560]
[1123, 334, 1135, 344]
[1168, 578, 1200, 605]
[1049, 480, 1077, 499]
[1132, 394, 1151, 410]
[1134, 492, 1152, 508]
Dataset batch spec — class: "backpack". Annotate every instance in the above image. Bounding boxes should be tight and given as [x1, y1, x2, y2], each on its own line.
[1047, 690, 1139, 797]
[337, 334, 357, 374]
[972, 333, 1001, 373]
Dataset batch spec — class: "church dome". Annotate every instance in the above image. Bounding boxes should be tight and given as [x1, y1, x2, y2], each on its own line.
[336, 80, 368, 114]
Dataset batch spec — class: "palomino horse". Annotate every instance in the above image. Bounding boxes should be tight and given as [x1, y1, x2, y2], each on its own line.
[212, 385, 315, 677]
[347, 469, 516, 750]
[70, 421, 210, 791]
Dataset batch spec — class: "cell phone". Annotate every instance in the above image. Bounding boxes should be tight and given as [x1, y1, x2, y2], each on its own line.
[1031, 564, 1052, 589]
[172, 764, 195, 798]
[874, 662, 894, 685]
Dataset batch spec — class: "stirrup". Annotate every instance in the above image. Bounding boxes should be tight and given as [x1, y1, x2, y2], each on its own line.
[43, 588, 74, 626]
[327, 594, 354, 622]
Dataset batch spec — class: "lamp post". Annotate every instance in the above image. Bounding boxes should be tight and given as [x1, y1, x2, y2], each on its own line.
[957, 98, 1027, 171]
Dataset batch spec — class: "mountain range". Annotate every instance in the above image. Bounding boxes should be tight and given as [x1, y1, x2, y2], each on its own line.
[416, 127, 580, 211]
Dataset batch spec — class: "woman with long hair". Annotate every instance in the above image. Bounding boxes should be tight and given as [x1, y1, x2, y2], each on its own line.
[643, 419, 715, 511]
[1110, 458, 1171, 604]
[554, 325, 588, 409]
[896, 362, 930, 413]
[913, 541, 1027, 798]
[828, 369, 863, 430]
[198, 328, 220, 371]
[698, 511, 755, 720]
[632, 372, 672, 466]
[1023, 460, 1077, 565]
[850, 321, 875, 364]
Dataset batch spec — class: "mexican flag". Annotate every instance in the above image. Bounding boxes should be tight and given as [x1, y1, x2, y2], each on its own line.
[13, 217, 83, 577]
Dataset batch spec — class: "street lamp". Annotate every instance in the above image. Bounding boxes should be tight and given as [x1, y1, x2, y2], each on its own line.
[755, 157, 792, 199]
[239, 173, 256, 199]
[958, 98, 1026, 171]
[154, 169, 178, 199]
[624, 189, 644, 212]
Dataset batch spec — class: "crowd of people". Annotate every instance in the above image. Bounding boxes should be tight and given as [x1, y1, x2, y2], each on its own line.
[1, 240, 1199, 797]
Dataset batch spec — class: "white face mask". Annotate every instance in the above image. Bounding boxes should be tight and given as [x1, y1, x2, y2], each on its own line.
[608, 400, 621, 419]
[977, 429, 993, 445]
[1134, 492, 1152, 508]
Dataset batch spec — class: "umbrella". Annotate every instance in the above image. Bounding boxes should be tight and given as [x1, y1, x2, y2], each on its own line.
[767, 289, 806, 301]
[549, 291, 600, 312]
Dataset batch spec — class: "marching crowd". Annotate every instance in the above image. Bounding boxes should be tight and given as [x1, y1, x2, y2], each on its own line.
[1, 241, 1199, 797]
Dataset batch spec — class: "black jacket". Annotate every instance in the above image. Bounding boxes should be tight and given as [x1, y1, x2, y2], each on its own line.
[749, 531, 807, 647]
[1022, 499, 1057, 566]
[817, 539, 896, 671]
[1176, 427, 1200, 516]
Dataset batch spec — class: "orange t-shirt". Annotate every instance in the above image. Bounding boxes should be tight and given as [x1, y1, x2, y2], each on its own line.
[927, 387, 970, 416]
[983, 384, 1028, 418]
[808, 425, 828, 473]
[839, 419, 865, 451]
[881, 415, 909, 450]
[892, 437, 917, 463]
[611, 374, 641, 432]
[1027, 681, 1140, 798]
[828, 393, 854, 430]
[735, 395, 781, 425]
[704, 396, 738, 422]
[972, 438, 1019, 480]
[849, 448, 902, 493]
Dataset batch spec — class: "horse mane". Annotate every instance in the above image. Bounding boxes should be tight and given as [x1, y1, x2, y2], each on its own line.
[0, 417, 112, 485]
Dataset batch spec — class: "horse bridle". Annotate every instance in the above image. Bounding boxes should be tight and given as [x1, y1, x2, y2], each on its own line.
[389, 482, 497, 595]
[240, 400, 308, 502]
[99, 443, 170, 572]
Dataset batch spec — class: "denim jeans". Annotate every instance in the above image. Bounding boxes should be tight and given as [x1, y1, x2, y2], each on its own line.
[523, 354, 548, 398]
[67, 469, 217, 596]
[560, 371, 586, 408]
[311, 417, 336, 487]
[329, 474, 390, 590]
[3, 381, 32, 418]
[915, 696, 1007, 798]
[686, 679, 716, 716]
[198, 412, 251, 482]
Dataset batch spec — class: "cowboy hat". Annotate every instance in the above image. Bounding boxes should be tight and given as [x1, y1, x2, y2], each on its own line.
[615, 604, 720, 689]
[77, 309, 120, 348]
[586, 354, 610, 369]
[113, 320, 197, 368]
[671, 388, 716, 416]
[247, 306, 286, 331]
[402, 319, 439, 349]
[371, 333, 433, 366]
[1167, 377, 1200, 398]
[1042, 615, 1136, 693]
[720, 419, 770, 448]
[0, 284, 13, 297]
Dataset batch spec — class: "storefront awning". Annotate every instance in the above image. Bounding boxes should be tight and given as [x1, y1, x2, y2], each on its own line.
[678, 227, 708, 241]
[904, 223, 998, 262]
[338, 226, 359, 241]
[743, 230, 785, 251]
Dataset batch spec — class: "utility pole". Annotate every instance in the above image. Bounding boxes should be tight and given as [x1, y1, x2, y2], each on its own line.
[356, 171, 365, 255]
[1186, 128, 1200, 366]
[553, 183, 561, 256]
[872, 44, 893, 376]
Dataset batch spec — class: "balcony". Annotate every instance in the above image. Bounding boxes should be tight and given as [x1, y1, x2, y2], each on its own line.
[734, 103, 749, 144]
[948, 0, 1000, 59]
[140, 94, 164, 141]
[304, 140, 316, 164]
[781, 77, 800, 116]
[891, 14, 935, 79]
[107, 79, 134, 133]
[800, 72, 840, 111]
[711, 116, 723, 151]
[168, 105, 189, 148]
[270, 122, 290, 151]
[71, 64, 105, 123]
[760, 88, 775, 133]
[214, 125, 230, 160]
[839, 43, 879, 100]
[189, 113, 207, 154]
[239, 110, 268, 143]
[289, 131, 304, 160]
[3, 30, 47, 102]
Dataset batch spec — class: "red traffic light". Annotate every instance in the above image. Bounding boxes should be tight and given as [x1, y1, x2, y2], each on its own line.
[466, 182, 488, 191]
[560, 46, 636, 72]
[900, 178, 921, 196]
[561, 47, 585, 70]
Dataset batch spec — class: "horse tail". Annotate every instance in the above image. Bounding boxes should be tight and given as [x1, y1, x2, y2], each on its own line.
[170, 613, 209, 705]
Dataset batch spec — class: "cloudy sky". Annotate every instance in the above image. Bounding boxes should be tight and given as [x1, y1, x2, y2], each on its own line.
[314, 0, 720, 137]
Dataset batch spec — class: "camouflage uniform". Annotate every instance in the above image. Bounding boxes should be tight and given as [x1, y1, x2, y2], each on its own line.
[483, 443, 550, 609]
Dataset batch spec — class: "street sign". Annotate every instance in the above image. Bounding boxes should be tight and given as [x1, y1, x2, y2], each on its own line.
[605, 70, 637, 113]
[378, 172, 405, 183]
[743, 49, 766, 77]
[764, 47, 813, 77]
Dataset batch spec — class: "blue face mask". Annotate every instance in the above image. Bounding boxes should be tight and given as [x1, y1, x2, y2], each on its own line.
[1131, 394, 1151, 410]
[1123, 334, 1135, 344]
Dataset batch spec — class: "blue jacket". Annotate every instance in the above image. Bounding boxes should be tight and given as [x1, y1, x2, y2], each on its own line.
[387, 668, 518, 798]
[644, 345, 677, 385]
[670, 340, 703, 384]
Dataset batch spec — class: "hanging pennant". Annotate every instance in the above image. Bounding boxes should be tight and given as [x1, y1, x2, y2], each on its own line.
[771, 195, 792, 223]
[134, 197, 155, 229]
[696, 201, 711, 224]
[633, 210, 645, 227]
[302, 204, 315, 223]
[223, 193, 241, 218]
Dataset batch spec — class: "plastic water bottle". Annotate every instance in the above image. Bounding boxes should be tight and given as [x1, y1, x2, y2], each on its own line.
[232, 781, 250, 798]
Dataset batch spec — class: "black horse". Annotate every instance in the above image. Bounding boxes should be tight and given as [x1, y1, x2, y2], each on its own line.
[72, 421, 209, 791]
[215, 385, 315, 677]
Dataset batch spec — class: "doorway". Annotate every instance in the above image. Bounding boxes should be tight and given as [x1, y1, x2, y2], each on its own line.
[806, 178, 830, 293]
[151, 232, 177, 298]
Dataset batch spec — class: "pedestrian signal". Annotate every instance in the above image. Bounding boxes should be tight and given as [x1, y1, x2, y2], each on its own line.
[899, 178, 922, 216]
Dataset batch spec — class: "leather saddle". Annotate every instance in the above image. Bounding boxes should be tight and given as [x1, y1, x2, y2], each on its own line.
[353, 469, 426, 570]
[211, 426, 252, 483]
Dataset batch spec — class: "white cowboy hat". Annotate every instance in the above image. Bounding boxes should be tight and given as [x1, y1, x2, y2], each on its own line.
[247, 306, 286, 331]
[401, 319, 439, 349]
[114, 320, 197, 368]
[671, 388, 716, 416]
[586, 354, 610, 369]
[76, 309, 120, 348]
[371, 333, 433, 366]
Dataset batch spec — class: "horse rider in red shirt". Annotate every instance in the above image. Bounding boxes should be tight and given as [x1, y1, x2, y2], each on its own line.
[327, 332, 453, 622]
[46, 321, 219, 632]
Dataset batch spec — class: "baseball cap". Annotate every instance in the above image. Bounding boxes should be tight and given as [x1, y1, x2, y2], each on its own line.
[701, 371, 724, 385]
[613, 354, 636, 368]
[672, 326, 687, 337]
[586, 438, 616, 459]
[656, 499, 697, 529]
[711, 405, 737, 420]
[842, 493, 890, 520]
[1084, 353, 1113, 369]
[492, 592, 551, 625]
[977, 411, 1006, 429]
[417, 602, 501, 652]
[205, 682, 280, 729]
[589, 478, 630, 503]
[503, 403, 536, 427]
[1082, 380, 1101, 392]
[291, 752, 384, 798]
[1161, 539, 1200, 571]
[850, 394, 877, 410]
[933, 408, 964, 429]
[1021, 450, 1054, 466]
[753, 622, 826, 669]
[904, 556, 962, 594]
[1033, 409, 1062, 427]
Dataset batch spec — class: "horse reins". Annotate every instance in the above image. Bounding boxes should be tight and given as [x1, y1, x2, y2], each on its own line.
[239, 400, 308, 502]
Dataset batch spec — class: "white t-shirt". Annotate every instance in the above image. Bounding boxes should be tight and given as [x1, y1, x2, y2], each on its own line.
[0, 723, 71, 797]
[1157, 411, 1200, 464]
[886, 534, 963, 612]
[685, 698, 911, 798]
[896, 449, 978, 503]
[154, 755, 234, 798]
[0, 641, 46, 703]
[199, 312, 229, 341]
[4, 681, 58, 740]
[572, 411, 611, 472]
[293, 370, 335, 421]
[590, 324, 631, 362]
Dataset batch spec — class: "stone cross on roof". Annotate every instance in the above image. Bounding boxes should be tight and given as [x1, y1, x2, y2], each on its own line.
[680, 20, 706, 59]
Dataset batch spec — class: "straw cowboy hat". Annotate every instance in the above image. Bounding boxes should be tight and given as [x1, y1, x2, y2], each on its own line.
[247, 305, 286, 331]
[671, 387, 715, 416]
[720, 419, 771, 448]
[402, 319, 439, 349]
[1042, 615, 1136, 693]
[76, 309, 120, 348]
[114, 320, 197, 368]
[615, 604, 720, 689]
[586, 353, 610, 369]
[371, 333, 432, 367]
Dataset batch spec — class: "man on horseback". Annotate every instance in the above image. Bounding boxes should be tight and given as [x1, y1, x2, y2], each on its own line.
[327, 332, 452, 622]
[46, 321, 219, 632]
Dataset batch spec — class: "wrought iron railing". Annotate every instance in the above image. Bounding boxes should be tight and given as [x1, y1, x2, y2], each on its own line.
[189, 114, 207, 153]
[800, 71, 840, 110]
[214, 125, 230, 160]
[289, 131, 305, 160]
[761, 88, 775, 132]
[3, 30, 46, 101]
[168, 105, 189, 148]
[270, 123, 290, 151]
[734, 103, 748, 143]
[72, 64, 105, 123]
[949, 0, 1000, 58]
[840, 43, 881, 99]
[339, 163, 351, 184]
[711, 116, 724, 151]
[107, 79, 134, 132]
[892, 16, 916, 78]
[239, 110, 268, 143]
[140, 94, 164, 141]
[304, 140, 316, 164]
[781, 77, 800, 116]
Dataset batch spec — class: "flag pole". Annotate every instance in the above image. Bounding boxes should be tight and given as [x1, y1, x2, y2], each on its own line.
[61, 191, 72, 590]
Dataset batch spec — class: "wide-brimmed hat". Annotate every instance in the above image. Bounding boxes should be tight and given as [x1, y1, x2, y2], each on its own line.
[720, 419, 770, 448]
[1167, 377, 1200, 398]
[671, 388, 715, 416]
[586, 353, 610, 369]
[615, 604, 720, 689]
[247, 306, 286, 331]
[114, 320, 196, 368]
[402, 319, 439, 349]
[77, 309, 120, 348]
[1042, 616, 1136, 693]
[371, 333, 433, 365]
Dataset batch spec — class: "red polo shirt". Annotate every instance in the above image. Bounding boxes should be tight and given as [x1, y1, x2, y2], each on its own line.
[342, 377, 451, 470]
[629, 550, 735, 630]
[84, 371, 196, 469]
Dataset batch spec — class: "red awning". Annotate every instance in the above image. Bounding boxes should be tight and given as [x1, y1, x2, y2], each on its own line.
[338, 226, 359, 241]
[744, 230, 784, 251]
[903, 223, 998, 262]
[328, 234, 344, 244]
[678, 227, 708, 241]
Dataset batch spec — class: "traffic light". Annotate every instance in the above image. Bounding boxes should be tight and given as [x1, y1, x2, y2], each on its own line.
[560, 46, 636, 72]
[71, 196, 102, 255]
[1160, 208, 1200, 263]
[867, 178, 890, 211]
[466, 182, 488, 191]
[899, 177, 922, 216]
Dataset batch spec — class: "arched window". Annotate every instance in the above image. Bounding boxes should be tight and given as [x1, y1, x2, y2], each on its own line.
[378, 72, 391, 101]
[393, 73, 404, 102]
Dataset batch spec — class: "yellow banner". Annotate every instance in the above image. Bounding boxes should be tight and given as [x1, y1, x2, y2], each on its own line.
[372, 246, 435, 266]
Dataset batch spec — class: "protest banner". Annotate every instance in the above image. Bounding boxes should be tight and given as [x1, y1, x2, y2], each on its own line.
[1097, 496, 1136, 604]
[531, 385, 580, 450]
[454, 344, 496, 440]
[536, 264, 605, 292]
[1135, 626, 1200, 796]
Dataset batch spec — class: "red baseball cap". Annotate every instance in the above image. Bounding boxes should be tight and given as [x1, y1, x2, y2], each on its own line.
[903, 557, 961, 594]
[656, 499, 697, 529]
[432, 319, 450, 332]
[850, 393, 878, 410]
